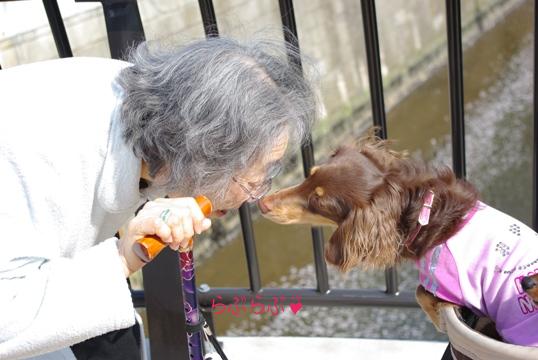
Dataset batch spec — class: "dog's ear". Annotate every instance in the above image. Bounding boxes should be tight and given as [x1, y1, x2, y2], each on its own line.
[325, 207, 359, 272]
[325, 187, 403, 272]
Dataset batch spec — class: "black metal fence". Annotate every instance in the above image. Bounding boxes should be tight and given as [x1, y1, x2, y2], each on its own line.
[1, 1, 537, 359]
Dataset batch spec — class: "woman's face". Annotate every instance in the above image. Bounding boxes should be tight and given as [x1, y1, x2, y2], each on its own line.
[212, 132, 289, 216]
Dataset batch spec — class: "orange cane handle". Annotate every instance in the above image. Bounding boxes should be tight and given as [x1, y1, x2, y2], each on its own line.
[133, 195, 212, 262]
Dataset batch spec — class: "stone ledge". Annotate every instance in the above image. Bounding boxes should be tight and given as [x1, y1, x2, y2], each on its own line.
[214, 336, 448, 359]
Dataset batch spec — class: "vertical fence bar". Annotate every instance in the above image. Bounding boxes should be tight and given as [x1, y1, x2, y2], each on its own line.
[445, 0, 466, 179]
[360, 0, 399, 295]
[197, 0, 263, 294]
[239, 205, 263, 292]
[42, 0, 73, 58]
[532, 2, 538, 231]
[279, 0, 330, 295]
[198, 0, 219, 38]
[75, 0, 145, 60]
[99, 1, 145, 60]
[360, 0, 386, 135]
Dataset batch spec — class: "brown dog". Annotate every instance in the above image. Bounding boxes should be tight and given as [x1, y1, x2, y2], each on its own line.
[259, 135, 538, 346]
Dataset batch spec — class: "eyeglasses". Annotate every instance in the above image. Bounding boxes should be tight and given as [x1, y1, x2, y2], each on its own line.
[233, 162, 282, 202]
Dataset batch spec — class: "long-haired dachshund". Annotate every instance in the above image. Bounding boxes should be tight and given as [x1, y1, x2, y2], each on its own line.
[259, 134, 538, 347]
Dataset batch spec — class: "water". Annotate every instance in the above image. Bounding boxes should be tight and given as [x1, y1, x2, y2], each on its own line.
[196, 0, 534, 340]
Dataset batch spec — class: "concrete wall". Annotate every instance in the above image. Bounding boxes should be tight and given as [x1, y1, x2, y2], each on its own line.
[0, 0, 518, 127]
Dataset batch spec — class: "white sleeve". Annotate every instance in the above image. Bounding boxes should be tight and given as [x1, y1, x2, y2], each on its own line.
[0, 161, 135, 359]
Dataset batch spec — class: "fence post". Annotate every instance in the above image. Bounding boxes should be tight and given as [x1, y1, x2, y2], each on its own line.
[75, 0, 145, 60]
[279, 0, 330, 295]
[43, 0, 73, 58]
[445, 0, 467, 179]
[360, 0, 399, 295]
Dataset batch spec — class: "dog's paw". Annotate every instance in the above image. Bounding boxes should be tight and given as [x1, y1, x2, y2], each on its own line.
[416, 285, 448, 333]
[433, 302, 452, 333]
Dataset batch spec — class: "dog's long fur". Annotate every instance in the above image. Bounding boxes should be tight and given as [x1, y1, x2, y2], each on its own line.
[261, 134, 479, 271]
[259, 134, 484, 334]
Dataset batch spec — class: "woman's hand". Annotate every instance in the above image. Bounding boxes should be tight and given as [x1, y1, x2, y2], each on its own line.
[117, 197, 212, 277]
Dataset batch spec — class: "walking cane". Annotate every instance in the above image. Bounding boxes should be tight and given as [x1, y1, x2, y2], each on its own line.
[133, 195, 228, 360]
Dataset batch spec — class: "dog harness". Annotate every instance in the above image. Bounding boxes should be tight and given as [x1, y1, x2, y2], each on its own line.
[416, 201, 538, 346]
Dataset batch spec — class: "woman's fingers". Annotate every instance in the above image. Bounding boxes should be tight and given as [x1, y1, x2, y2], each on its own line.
[156, 199, 210, 250]
[170, 211, 186, 250]
[120, 197, 213, 276]
[155, 218, 172, 242]
[162, 212, 179, 246]
[180, 213, 194, 243]
[201, 218, 212, 232]
[130, 215, 171, 241]
[154, 197, 206, 234]
[133, 197, 212, 251]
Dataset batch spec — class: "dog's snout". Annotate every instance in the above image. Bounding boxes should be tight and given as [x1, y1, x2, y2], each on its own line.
[521, 276, 537, 291]
[258, 197, 272, 214]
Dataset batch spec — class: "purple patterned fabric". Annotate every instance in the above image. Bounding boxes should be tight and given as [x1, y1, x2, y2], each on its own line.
[180, 250, 203, 359]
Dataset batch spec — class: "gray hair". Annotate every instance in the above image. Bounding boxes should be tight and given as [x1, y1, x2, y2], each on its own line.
[117, 36, 317, 200]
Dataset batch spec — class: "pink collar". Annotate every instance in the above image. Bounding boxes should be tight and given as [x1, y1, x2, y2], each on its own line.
[404, 192, 481, 253]
[404, 190, 435, 251]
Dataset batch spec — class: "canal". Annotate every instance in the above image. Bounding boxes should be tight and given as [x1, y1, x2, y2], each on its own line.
[195, 0, 534, 340]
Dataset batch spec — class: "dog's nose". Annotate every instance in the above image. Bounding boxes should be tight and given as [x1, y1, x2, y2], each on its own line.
[521, 276, 537, 291]
[258, 197, 272, 214]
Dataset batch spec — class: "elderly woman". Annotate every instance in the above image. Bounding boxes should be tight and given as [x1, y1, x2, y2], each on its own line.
[0, 37, 315, 359]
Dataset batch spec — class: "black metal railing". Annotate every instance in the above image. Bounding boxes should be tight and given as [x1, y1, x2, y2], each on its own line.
[1, 1, 537, 359]
[279, 0, 330, 296]
[446, 0, 467, 180]
[42, 0, 72, 58]
[360, 0, 399, 295]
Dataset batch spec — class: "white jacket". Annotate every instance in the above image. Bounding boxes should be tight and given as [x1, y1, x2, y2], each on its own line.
[0, 57, 152, 359]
